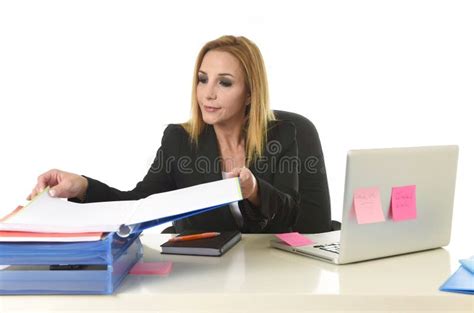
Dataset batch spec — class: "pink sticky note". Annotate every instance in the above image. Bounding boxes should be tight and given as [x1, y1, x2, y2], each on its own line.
[353, 187, 385, 224]
[129, 261, 173, 276]
[391, 185, 417, 221]
[275, 232, 313, 247]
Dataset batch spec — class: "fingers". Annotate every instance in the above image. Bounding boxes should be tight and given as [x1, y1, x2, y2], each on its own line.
[27, 185, 44, 201]
[240, 169, 251, 181]
[229, 167, 251, 183]
[36, 174, 48, 193]
[26, 188, 36, 201]
[47, 172, 75, 198]
[230, 167, 242, 178]
[27, 184, 48, 201]
[38, 169, 59, 191]
[49, 182, 69, 198]
[26, 169, 60, 200]
[233, 167, 251, 182]
[231, 167, 257, 199]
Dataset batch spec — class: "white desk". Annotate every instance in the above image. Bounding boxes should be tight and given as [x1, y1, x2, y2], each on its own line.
[0, 234, 472, 312]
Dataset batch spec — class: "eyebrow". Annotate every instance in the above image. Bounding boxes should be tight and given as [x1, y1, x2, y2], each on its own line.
[198, 70, 234, 78]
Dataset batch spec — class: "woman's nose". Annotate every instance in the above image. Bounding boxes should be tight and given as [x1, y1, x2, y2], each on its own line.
[205, 83, 217, 100]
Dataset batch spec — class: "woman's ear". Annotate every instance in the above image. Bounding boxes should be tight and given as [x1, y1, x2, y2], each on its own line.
[246, 94, 251, 106]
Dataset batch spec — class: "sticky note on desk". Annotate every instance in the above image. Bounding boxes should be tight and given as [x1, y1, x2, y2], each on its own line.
[353, 187, 385, 224]
[129, 261, 173, 276]
[459, 258, 474, 274]
[390, 185, 417, 221]
[275, 232, 313, 247]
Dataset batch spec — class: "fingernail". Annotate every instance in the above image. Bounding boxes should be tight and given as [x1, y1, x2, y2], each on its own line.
[49, 189, 56, 197]
[39, 188, 44, 193]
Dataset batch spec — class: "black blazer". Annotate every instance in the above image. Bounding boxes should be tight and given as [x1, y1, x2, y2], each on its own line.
[78, 120, 300, 233]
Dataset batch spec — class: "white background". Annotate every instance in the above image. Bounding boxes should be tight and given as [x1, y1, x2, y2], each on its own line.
[0, 1, 472, 252]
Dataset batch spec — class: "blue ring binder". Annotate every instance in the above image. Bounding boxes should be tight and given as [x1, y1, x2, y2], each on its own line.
[0, 232, 143, 294]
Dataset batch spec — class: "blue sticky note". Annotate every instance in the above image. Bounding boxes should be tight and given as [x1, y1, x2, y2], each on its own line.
[459, 259, 474, 275]
[439, 264, 474, 295]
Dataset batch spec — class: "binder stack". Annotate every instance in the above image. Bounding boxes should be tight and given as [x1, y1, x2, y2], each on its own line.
[0, 232, 143, 295]
[0, 178, 244, 295]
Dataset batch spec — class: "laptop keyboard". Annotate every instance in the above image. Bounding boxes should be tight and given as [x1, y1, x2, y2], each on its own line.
[314, 243, 340, 254]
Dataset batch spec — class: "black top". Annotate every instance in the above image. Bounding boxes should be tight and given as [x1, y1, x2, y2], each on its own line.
[78, 120, 300, 233]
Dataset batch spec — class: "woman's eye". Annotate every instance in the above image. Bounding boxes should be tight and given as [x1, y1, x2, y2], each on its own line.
[219, 80, 232, 87]
[198, 77, 208, 84]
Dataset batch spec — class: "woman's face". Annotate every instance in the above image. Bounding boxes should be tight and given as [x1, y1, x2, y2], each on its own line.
[197, 50, 249, 127]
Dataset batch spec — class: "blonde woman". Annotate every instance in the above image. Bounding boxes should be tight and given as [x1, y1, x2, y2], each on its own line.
[27, 36, 300, 233]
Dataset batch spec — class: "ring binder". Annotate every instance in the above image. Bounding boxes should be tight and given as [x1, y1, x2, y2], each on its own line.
[0, 232, 143, 294]
[118, 224, 133, 238]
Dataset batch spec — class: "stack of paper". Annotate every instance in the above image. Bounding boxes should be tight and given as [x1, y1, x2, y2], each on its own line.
[0, 178, 242, 241]
[0, 230, 104, 242]
[0, 205, 105, 242]
[439, 256, 474, 294]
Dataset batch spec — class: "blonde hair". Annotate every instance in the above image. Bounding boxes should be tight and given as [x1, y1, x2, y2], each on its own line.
[182, 35, 275, 166]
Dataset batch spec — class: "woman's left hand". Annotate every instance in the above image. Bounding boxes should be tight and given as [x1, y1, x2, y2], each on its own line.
[230, 167, 260, 206]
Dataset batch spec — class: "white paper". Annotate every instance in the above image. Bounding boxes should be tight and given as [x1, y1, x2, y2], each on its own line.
[0, 234, 104, 242]
[0, 178, 242, 233]
[0, 190, 135, 232]
[129, 177, 243, 225]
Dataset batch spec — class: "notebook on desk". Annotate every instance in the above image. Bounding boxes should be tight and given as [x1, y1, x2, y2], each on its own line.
[161, 231, 241, 257]
[271, 145, 459, 264]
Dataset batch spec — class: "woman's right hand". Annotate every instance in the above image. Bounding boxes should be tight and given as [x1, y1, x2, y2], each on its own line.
[27, 169, 88, 201]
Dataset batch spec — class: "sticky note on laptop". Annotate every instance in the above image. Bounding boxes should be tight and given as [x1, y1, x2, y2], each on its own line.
[390, 185, 417, 221]
[274, 232, 313, 247]
[353, 187, 385, 224]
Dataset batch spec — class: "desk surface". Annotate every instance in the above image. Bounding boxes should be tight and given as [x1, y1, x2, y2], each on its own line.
[0, 234, 472, 313]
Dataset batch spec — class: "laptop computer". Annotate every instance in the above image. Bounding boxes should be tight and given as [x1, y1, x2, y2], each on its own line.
[270, 145, 459, 264]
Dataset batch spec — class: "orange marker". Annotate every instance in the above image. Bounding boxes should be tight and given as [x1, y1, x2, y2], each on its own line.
[168, 232, 220, 242]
